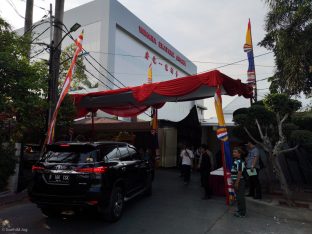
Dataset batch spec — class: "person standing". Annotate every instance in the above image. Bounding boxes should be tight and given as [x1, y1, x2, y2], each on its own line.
[246, 140, 262, 199]
[180, 144, 194, 185]
[231, 147, 246, 217]
[199, 144, 212, 199]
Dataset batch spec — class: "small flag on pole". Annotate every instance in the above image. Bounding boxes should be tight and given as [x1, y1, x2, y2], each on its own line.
[45, 31, 84, 144]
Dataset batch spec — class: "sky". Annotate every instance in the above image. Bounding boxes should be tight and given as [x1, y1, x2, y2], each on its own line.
[0, 0, 275, 117]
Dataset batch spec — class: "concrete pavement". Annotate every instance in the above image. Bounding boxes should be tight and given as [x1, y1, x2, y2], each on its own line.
[0, 169, 311, 234]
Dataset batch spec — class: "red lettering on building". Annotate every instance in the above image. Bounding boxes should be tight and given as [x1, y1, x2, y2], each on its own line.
[158, 41, 175, 58]
[152, 56, 157, 64]
[176, 55, 186, 67]
[139, 26, 157, 45]
[145, 51, 150, 60]
[139, 26, 187, 68]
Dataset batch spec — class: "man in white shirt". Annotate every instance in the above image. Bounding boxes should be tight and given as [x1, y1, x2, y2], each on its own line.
[180, 144, 194, 185]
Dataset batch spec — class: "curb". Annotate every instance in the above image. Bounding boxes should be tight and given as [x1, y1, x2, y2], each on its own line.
[247, 197, 312, 223]
[0, 190, 28, 208]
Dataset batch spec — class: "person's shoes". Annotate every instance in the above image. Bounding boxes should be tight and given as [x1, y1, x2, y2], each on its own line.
[246, 194, 253, 197]
[234, 212, 245, 218]
[253, 196, 261, 199]
[201, 196, 211, 200]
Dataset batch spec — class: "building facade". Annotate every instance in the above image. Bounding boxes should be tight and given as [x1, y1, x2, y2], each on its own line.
[25, 0, 204, 122]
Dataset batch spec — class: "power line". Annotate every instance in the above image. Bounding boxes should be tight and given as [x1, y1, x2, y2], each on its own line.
[50, 25, 125, 90]
[20, 0, 49, 13]
[62, 28, 128, 89]
[62, 52, 151, 117]
[84, 50, 127, 88]
[84, 56, 122, 89]
[24, 20, 49, 35]
[6, 0, 25, 19]
[88, 50, 276, 68]
[197, 51, 274, 75]
[31, 27, 50, 43]
[29, 47, 48, 59]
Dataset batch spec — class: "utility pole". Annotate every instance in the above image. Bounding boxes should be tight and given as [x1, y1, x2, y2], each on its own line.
[51, 0, 65, 116]
[47, 3, 54, 128]
[24, 0, 34, 59]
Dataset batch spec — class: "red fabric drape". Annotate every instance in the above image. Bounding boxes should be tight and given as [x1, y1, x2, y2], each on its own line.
[72, 70, 253, 118]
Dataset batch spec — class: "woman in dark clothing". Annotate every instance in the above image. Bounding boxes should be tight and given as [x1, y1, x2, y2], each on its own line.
[199, 144, 212, 199]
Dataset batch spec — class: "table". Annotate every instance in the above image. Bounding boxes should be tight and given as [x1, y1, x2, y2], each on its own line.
[209, 167, 225, 196]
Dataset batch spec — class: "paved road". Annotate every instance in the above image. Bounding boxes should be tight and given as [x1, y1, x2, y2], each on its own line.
[0, 169, 311, 234]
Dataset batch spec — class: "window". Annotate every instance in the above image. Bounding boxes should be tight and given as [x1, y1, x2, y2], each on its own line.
[105, 147, 121, 161]
[41, 150, 98, 164]
[128, 146, 140, 159]
[119, 146, 132, 161]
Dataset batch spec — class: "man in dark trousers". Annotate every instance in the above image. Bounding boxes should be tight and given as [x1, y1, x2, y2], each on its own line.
[199, 144, 212, 199]
[246, 140, 262, 199]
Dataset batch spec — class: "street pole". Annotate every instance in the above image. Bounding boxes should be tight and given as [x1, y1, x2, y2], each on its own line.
[47, 4, 53, 128]
[51, 0, 65, 115]
[24, 0, 33, 59]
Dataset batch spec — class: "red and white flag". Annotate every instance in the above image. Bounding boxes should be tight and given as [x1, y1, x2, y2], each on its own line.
[46, 31, 84, 144]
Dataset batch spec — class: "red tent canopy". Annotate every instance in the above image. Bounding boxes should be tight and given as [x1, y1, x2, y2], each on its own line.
[72, 70, 253, 117]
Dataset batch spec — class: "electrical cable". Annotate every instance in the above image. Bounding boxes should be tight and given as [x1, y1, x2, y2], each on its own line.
[6, 0, 24, 19]
[19, 0, 50, 13]
[88, 50, 276, 68]
[84, 56, 122, 89]
[61, 52, 110, 90]
[23, 20, 49, 35]
[197, 51, 273, 75]
[62, 28, 128, 88]
[31, 27, 50, 43]
[29, 47, 48, 59]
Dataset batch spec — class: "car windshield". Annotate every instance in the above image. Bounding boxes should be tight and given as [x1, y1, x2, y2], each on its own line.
[40, 150, 97, 163]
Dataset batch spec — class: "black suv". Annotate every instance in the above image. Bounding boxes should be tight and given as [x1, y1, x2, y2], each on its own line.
[28, 142, 153, 222]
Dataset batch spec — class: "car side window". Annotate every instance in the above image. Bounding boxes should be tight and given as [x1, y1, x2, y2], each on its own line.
[105, 146, 121, 161]
[128, 146, 140, 160]
[119, 146, 132, 161]
[80, 150, 98, 163]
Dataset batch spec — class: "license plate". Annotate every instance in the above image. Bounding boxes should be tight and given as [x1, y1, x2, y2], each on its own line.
[48, 174, 70, 184]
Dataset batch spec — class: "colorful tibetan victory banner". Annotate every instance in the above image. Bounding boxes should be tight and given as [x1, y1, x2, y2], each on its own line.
[46, 31, 84, 144]
[244, 19, 256, 84]
[214, 87, 235, 205]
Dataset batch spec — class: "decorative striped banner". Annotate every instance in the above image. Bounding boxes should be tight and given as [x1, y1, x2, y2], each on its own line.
[46, 31, 84, 144]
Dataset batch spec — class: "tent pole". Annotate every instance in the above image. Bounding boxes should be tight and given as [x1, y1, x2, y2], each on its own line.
[91, 111, 94, 141]
[220, 141, 230, 205]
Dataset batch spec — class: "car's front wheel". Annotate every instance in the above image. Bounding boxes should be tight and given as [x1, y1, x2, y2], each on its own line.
[101, 187, 124, 222]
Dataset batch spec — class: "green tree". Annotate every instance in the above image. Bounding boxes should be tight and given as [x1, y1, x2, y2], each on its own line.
[0, 17, 47, 142]
[260, 0, 312, 95]
[233, 93, 304, 204]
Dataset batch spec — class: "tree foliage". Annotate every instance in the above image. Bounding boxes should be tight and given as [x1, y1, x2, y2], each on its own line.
[0, 17, 47, 141]
[233, 93, 311, 203]
[260, 0, 312, 95]
[0, 17, 93, 143]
